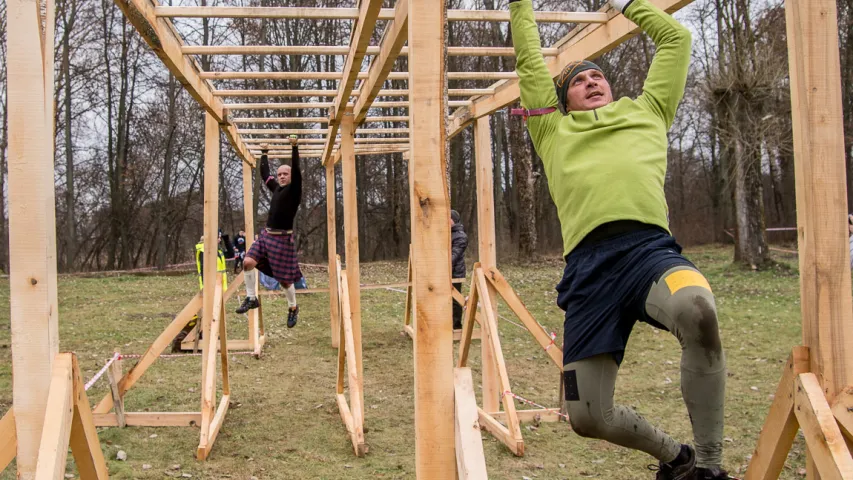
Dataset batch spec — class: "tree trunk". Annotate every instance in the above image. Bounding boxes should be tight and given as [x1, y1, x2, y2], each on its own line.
[509, 114, 537, 256]
[157, 73, 178, 269]
[61, 0, 77, 272]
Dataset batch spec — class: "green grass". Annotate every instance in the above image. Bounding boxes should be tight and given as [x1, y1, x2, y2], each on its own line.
[0, 246, 810, 479]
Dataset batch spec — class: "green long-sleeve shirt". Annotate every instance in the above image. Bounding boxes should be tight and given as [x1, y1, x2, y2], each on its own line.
[510, 0, 691, 256]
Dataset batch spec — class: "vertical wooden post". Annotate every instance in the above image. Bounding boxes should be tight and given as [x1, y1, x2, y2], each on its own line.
[201, 113, 220, 397]
[242, 161, 260, 352]
[786, 0, 853, 402]
[327, 162, 340, 348]
[408, 0, 455, 476]
[474, 115, 500, 413]
[340, 108, 363, 408]
[786, 0, 852, 476]
[8, 0, 59, 474]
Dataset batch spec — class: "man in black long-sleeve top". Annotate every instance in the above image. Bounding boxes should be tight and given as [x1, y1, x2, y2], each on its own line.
[236, 135, 304, 328]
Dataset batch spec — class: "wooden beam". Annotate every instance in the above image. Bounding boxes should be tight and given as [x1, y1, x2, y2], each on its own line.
[94, 293, 202, 412]
[226, 101, 411, 110]
[68, 355, 109, 480]
[183, 45, 558, 57]
[220, 89, 483, 98]
[92, 412, 202, 428]
[339, 271, 367, 456]
[447, 0, 693, 139]
[477, 269, 525, 455]
[242, 160, 261, 354]
[156, 6, 608, 23]
[239, 127, 407, 134]
[105, 359, 126, 428]
[485, 267, 563, 369]
[8, 0, 59, 470]
[320, 0, 385, 166]
[745, 347, 810, 480]
[454, 368, 488, 479]
[114, 0, 255, 167]
[0, 409, 17, 472]
[794, 373, 853, 480]
[473, 116, 500, 414]
[340, 111, 364, 411]
[831, 386, 853, 441]
[197, 395, 229, 461]
[352, 0, 408, 127]
[34, 354, 74, 480]
[490, 408, 563, 424]
[477, 408, 523, 455]
[785, 0, 853, 401]
[409, 0, 455, 475]
[200, 112, 220, 405]
[327, 162, 340, 348]
[202, 71, 514, 81]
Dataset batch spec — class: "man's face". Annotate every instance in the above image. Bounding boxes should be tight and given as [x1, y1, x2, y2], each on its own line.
[277, 165, 291, 186]
[565, 69, 613, 112]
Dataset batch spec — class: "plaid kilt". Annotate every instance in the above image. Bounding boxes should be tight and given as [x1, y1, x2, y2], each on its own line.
[246, 229, 303, 285]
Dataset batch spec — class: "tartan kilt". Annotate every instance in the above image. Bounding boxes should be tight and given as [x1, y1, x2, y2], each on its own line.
[246, 229, 303, 285]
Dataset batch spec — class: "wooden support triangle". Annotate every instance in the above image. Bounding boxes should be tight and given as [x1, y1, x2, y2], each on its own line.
[179, 272, 266, 355]
[746, 347, 853, 480]
[335, 256, 367, 456]
[31, 353, 109, 479]
[457, 265, 565, 457]
[197, 278, 231, 460]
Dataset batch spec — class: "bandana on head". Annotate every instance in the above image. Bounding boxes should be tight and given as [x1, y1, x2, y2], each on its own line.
[555, 60, 604, 112]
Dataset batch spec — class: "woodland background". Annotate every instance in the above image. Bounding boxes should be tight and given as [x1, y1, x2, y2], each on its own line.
[0, 0, 835, 271]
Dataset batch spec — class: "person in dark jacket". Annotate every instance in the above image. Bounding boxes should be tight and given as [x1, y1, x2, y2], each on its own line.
[451, 210, 469, 329]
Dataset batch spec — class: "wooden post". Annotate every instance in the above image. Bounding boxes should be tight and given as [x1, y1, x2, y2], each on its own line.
[473, 115, 500, 413]
[242, 161, 260, 352]
[201, 112, 220, 401]
[8, 0, 59, 473]
[341, 108, 363, 408]
[785, 0, 852, 476]
[327, 161, 340, 348]
[408, 0, 455, 476]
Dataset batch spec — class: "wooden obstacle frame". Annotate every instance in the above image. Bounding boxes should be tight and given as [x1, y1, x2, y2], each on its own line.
[6, 0, 853, 475]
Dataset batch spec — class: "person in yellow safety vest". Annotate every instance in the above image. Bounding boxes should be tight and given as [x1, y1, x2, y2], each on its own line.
[172, 233, 228, 352]
[195, 233, 228, 292]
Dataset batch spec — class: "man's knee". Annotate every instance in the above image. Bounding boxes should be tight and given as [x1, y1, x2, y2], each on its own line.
[243, 257, 257, 270]
[669, 287, 721, 356]
[567, 401, 606, 439]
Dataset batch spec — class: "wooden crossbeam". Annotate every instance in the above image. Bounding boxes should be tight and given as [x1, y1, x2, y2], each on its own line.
[352, 0, 408, 128]
[224, 101, 415, 109]
[337, 270, 367, 456]
[240, 128, 407, 134]
[201, 71, 514, 81]
[114, 0, 255, 167]
[447, 0, 692, 138]
[218, 89, 489, 97]
[184, 45, 559, 57]
[243, 137, 409, 144]
[320, 0, 385, 167]
[155, 6, 608, 23]
[231, 116, 409, 124]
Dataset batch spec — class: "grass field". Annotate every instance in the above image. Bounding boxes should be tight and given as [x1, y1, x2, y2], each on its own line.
[0, 245, 810, 479]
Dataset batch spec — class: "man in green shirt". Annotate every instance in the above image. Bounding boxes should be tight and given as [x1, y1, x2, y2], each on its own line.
[510, 0, 728, 479]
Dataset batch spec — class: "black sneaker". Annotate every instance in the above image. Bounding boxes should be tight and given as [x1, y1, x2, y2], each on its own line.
[287, 306, 299, 328]
[649, 445, 696, 480]
[691, 467, 736, 480]
[236, 296, 259, 314]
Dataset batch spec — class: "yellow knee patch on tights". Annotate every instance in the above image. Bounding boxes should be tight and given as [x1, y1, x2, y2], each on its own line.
[664, 269, 711, 294]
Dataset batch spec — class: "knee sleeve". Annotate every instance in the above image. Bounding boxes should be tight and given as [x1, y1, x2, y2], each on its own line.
[646, 267, 722, 361]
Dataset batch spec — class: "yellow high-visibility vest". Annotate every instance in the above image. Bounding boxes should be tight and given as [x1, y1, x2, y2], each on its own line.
[195, 241, 228, 291]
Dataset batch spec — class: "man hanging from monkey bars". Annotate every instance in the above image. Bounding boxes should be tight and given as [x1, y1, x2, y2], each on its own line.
[509, 0, 728, 479]
[236, 135, 304, 329]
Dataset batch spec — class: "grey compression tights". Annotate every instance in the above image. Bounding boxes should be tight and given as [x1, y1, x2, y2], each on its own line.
[563, 265, 726, 469]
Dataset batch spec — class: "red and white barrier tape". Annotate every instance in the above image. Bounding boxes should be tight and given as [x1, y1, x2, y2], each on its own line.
[503, 390, 569, 422]
[84, 352, 121, 391]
